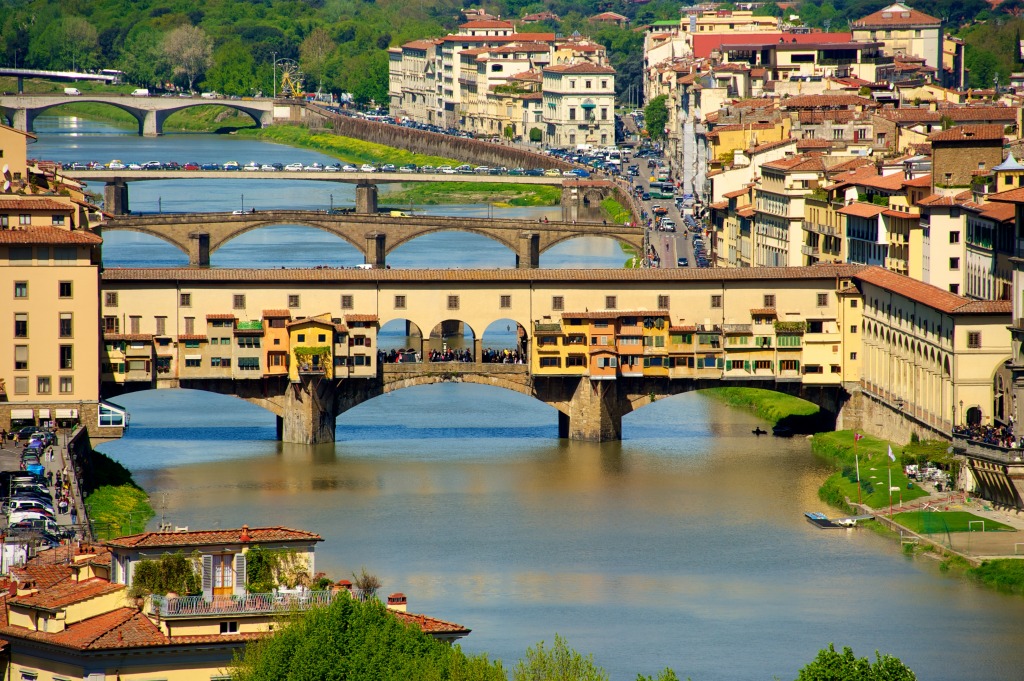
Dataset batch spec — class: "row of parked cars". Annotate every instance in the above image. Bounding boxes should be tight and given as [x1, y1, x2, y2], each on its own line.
[61, 160, 590, 177]
[4, 429, 71, 546]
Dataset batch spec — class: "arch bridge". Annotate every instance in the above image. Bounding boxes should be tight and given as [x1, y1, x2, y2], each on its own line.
[101, 210, 644, 268]
[0, 94, 274, 136]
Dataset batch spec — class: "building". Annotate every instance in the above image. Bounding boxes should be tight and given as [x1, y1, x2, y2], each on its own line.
[850, 3, 942, 76]
[930, 125, 1005, 191]
[541, 62, 616, 147]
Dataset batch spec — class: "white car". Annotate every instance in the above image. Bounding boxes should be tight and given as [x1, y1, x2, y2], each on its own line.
[243, 162, 260, 171]
[108, 160, 126, 170]
[438, 165, 455, 174]
[304, 163, 325, 171]
[284, 162, 304, 171]
[260, 164, 277, 171]
[340, 164, 358, 172]
[360, 164, 378, 173]
[127, 162, 143, 170]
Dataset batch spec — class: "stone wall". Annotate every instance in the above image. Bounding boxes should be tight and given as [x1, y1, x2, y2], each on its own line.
[308, 105, 574, 171]
[837, 386, 947, 444]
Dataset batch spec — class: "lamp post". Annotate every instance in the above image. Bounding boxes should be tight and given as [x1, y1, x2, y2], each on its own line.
[241, 194, 245, 212]
[272, 52, 277, 100]
[959, 399, 964, 425]
[330, 193, 333, 213]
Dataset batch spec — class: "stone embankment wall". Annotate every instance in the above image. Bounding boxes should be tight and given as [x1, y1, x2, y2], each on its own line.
[308, 104, 574, 171]
[836, 385, 948, 444]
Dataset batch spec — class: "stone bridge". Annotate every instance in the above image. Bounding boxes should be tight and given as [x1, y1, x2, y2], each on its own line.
[105, 364, 849, 444]
[100, 209, 643, 267]
[0, 94, 274, 136]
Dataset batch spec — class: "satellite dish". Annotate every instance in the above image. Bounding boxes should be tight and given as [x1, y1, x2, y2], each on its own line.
[3, 180, 10, 192]
[2, 164, 9, 177]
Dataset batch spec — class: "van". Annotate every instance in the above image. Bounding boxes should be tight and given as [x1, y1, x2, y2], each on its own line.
[200, 91, 220, 99]
[130, 88, 150, 97]
[63, 87, 81, 96]
[389, 210, 410, 218]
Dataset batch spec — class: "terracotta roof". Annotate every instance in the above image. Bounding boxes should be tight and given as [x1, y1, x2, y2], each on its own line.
[393, 610, 471, 635]
[977, 202, 1015, 222]
[882, 209, 916, 219]
[0, 228, 100, 245]
[10, 578, 123, 611]
[723, 187, 750, 199]
[176, 334, 206, 341]
[781, 94, 875, 110]
[0, 199, 74, 211]
[344, 314, 379, 323]
[761, 156, 828, 172]
[944, 107, 1017, 123]
[11, 563, 72, 590]
[851, 3, 941, 28]
[709, 200, 729, 210]
[750, 308, 777, 316]
[736, 206, 755, 218]
[928, 124, 1004, 143]
[543, 62, 616, 75]
[854, 266, 1011, 315]
[902, 175, 932, 187]
[262, 309, 291, 318]
[747, 139, 795, 154]
[669, 325, 697, 332]
[917, 193, 966, 207]
[591, 11, 628, 20]
[988, 187, 1024, 204]
[691, 32, 853, 59]
[102, 265, 867, 284]
[103, 334, 154, 342]
[561, 310, 668, 320]
[459, 19, 514, 29]
[205, 314, 236, 320]
[104, 526, 322, 549]
[798, 110, 857, 124]
[401, 39, 439, 51]
[838, 202, 887, 218]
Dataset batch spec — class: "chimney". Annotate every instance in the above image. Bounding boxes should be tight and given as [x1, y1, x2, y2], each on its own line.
[336, 579, 353, 594]
[387, 592, 408, 612]
[239, 525, 251, 543]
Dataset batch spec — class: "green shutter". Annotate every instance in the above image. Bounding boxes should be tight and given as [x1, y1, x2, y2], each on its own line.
[744, 360, 751, 372]
[717, 358, 724, 369]
[697, 358, 704, 369]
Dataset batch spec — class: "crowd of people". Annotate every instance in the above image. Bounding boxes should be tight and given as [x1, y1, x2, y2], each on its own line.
[954, 423, 1017, 448]
[376, 347, 526, 364]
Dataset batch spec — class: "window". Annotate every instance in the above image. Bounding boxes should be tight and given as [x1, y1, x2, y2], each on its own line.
[569, 107, 576, 120]
[850, 352, 857, 360]
[949, 257, 960, 270]
[850, 299, 858, 308]
[59, 281, 72, 298]
[103, 316, 120, 334]
[184, 317, 195, 334]
[288, 294, 300, 308]
[539, 357, 561, 368]
[221, 621, 239, 635]
[780, 360, 798, 371]
[14, 313, 27, 338]
[37, 376, 51, 394]
[237, 337, 261, 348]
[297, 334, 305, 342]
[211, 357, 232, 367]
[566, 355, 586, 367]
[552, 296, 564, 311]
[19, 214, 31, 226]
[601, 107, 608, 120]
[949, 284, 960, 294]
[763, 294, 776, 308]
[968, 331, 981, 348]
[317, 334, 326, 342]
[14, 345, 27, 370]
[180, 293, 192, 307]
[447, 295, 460, 310]
[500, 295, 511, 309]
[51, 214, 65, 226]
[130, 316, 141, 334]
[99, 403, 126, 427]
[233, 294, 246, 309]
[59, 345, 73, 370]
[155, 316, 166, 336]
[658, 295, 669, 310]
[14, 281, 27, 298]
[816, 293, 829, 307]
[237, 357, 260, 370]
[105, 292, 118, 308]
[394, 295, 406, 309]
[14, 377, 28, 394]
[185, 358, 201, 367]
[950, 231, 960, 244]
[59, 376, 73, 394]
[711, 295, 722, 309]
[605, 295, 617, 309]
[341, 295, 353, 310]
[8, 246, 29, 263]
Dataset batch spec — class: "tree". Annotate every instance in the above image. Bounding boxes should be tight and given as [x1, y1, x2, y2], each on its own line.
[796, 643, 917, 681]
[128, 551, 200, 598]
[530, 127, 543, 142]
[753, 1, 783, 17]
[231, 595, 507, 681]
[204, 40, 258, 96]
[299, 27, 336, 91]
[637, 671, 680, 681]
[644, 94, 669, 141]
[352, 567, 382, 600]
[163, 24, 213, 93]
[58, 17, 99, 72]
[512, 634, 610, 681]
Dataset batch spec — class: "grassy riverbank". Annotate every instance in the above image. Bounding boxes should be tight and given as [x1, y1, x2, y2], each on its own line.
[83, 449, 155, 539]
[386, 182, 561, 206]
[701, 387, 821, 429]
[601, 197, 632, 224]
[235, 125, 461, 167]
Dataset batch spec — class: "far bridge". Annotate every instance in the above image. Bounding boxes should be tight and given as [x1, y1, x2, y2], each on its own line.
[101, 210, 644, 268]
[0, 93, 274, 136]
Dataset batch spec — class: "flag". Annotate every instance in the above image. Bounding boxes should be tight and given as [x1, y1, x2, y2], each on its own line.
[854, 433, 863, 442]
[888, 445, 896, 462]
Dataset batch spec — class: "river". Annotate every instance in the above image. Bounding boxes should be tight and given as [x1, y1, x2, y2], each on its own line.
[31, 115, 1024, 680]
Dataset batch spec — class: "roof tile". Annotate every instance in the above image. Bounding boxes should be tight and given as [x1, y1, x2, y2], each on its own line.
[104, 526, 322, 549]
[0, 228, 100, 245]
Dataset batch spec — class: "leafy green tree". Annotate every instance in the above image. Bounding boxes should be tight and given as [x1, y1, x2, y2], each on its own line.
[644, 94, 669, 141]
[530, 127, 543, 142]
[58, 17, 99, 72]
[637, 670, 680, 681]
[512, 634, 609, 681]
[796, 643, 916, 681]
[245, 545, 278, 593]
[299, 26, 336, 91]
[754, 1, 783, 17]
[128, 551, 201, 598]
[231, 595, 507, 681]
[205, 40, 258, 96]
[163, 24, 213, 93]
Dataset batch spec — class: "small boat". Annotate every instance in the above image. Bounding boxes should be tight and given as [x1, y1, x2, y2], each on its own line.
[805, 512, 851, 529]
[752, 427, 767, 436]
[772, 425, 793, 437]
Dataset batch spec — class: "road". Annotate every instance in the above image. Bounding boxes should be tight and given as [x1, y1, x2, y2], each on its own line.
[622, 170, 699, 270]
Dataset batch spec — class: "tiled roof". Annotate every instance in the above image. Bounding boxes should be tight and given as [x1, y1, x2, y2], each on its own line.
[928, 124, 1004, 143]
[0, 199, 74, 211]
[543, 62, 616, 74]
[102, 266, 867, 283]
[561, 310, 668, 320]
[941, 107, 1017, 122]
[104, 526, 322, 549]
[838, 202, 886, 218]
[0, 227, 101, 245]
[780, 94, 875, 110]
[902, 175, 932, 187]
[176, 334, 206, 341]
[761, 156, 828, 172]
[750, 308, 777, 316]
[854, 266, 1011, 315]
[723, 187, 750, 199]
[10, 578, 123, 611]
[344, 314, 379, 323]
[11, 563, 72, 590]
[736, 206, 755, 218]
[262, 309, 291, 318]
[977, 202, 1015, 222]
[851, 3, 941, 27]
[393, 610, 471, 635]
[988, 187, 1024, 204]
[103, 334, 154, 342]
[709, 200, 729, 210]
[205, 314, 236, 320]
[401, 39, 439, 51]
[917, 193, 967, 207]
[747, 139, 795, 154]
[669, 325, 696, 332]
[459, 19, 514, 28]
[798, 110, 857, 124]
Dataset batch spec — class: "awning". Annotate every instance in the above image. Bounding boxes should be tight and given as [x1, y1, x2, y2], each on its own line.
[55, 409, 78, 419]
[36, 409, 51, 419]
[185, 354, 202, 360]
[581, 102, 597, 109]
[10, 409, 34, 420]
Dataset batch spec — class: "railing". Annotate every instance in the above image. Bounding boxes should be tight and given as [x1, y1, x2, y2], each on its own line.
[723, 324, 752, 334]
[151, 590, 336, 618]
[801, 244, 820, 257]
[952, 436, 1024, 465]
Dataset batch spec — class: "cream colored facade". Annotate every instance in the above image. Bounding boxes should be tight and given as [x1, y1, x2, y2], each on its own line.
[754, 160, 825, 268]
[0, 123, 31, 181]
[850, 3, 942, 73]
[541, 62, 616, 147]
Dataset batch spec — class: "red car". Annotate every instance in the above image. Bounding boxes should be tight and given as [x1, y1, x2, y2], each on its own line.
[183, 162, 200, 171]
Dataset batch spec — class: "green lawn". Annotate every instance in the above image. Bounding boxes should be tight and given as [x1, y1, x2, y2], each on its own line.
[601, 197, 632, 223]
[813, 431, 932, 510]
[969, 559, 1024, 594]
[236, 125, 462, 167]
[892, 511, 1013, 534]
[85, 484, 155, 539]
[386, 181, 561, 206]
[702, 387, 819, 424]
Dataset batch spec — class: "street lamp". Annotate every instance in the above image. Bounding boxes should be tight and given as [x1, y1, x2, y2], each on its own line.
[241, 194, 245, 212]
[272, 52, 277, 100]
[330, 193, 333, 213]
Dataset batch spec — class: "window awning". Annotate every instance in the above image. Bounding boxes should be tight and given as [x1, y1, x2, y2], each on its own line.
[55, 409, 78, 419]
[185, 354, 202, 360]
[37, 409, 51, 419]
[581, 102, 597, 109]
[10, 409, 34, 420]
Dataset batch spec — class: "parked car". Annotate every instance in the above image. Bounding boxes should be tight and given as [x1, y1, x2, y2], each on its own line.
[677, 257, 688, 267]
[284, 163, 304, 171]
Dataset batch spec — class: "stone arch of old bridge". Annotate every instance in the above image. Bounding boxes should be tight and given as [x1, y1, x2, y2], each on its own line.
[0, 95, 273, 136]
[100, 211, 645, 268]
[103, 369, 849, 445]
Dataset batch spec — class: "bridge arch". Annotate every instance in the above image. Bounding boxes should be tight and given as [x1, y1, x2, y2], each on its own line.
[540, 231, 643, 255]
[157, 102, 267, 129]
[100, 224, 193, 257]
[23, 98, 147, 132]
[381, 371, 537, 402]
[385, 227, 520, 258]
[207, 220, 368, 257]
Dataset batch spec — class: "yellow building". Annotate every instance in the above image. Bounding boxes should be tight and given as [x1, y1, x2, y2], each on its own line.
[0, 123, 32, 182]
[261, 309, 292, 378]
[288, 314, 337, 380]
[851, 3, 942, 75]
[706, 119, 791, 172]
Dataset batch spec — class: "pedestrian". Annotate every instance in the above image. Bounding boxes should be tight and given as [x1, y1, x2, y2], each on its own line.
[70, 506, 78, 525]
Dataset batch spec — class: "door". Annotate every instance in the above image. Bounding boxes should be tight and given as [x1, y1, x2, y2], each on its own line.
[213, 554, 234, 596]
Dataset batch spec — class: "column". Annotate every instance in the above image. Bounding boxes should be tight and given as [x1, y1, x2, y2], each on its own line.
[563, 377, 623, 441]
[188, 232, 210, 267]
[104, 181, 130, 215]
[142, 110, 161, 137]
[279, 376, 338, 444]
[364, 232, 386, 267]
[355, 183, 378, 214]
[517, 232, 540, 269]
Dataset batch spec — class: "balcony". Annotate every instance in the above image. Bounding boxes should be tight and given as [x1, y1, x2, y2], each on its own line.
[150, 590, 336, 619]
[801, 244, 820, 257]
[723, 324, 752, 335]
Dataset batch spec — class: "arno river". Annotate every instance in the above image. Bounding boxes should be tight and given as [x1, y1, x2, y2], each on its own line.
[34, 116, 1024, 680]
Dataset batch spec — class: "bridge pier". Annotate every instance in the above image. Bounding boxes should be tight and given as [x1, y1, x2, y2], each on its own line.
[517, 232, 540, 269]
[365, 231, 386, 267]
[279, 376, 339, 444]
[188, 232, 211, 267]
[104, 181, 130, 215]
[142, 110, 161, 137]
[559, 377, 623, 442]
[11, 108, 33, 134]
[356, 183, 378, 214]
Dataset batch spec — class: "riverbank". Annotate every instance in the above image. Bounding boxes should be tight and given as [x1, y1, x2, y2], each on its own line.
[82, 449, 155, 539]
[701, 387, 828, 433]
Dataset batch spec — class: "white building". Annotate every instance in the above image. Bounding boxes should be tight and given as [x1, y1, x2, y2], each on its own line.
[541, 62, 616, 147]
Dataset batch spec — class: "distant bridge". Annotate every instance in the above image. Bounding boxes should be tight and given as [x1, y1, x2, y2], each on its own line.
[0, 94, 274, 136]
[0, 68, 120, 89]
[101, 210, 644, 267]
